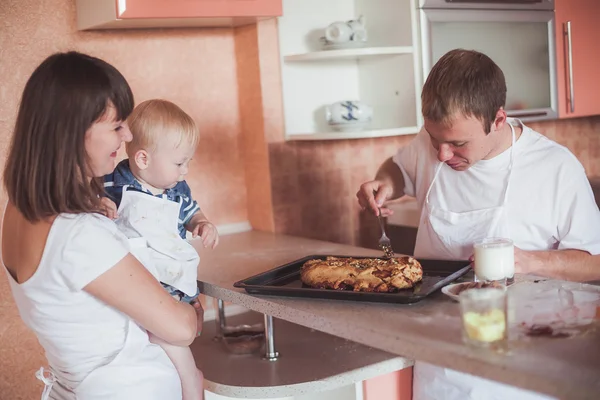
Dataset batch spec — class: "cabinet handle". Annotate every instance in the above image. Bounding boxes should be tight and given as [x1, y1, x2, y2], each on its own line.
[506, 111, 548, 119]
[564, 21, 575, 113]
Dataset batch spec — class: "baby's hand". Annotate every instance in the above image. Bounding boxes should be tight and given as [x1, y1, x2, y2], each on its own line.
[100, 197, 118, 220]
[191, 221, 219, 249]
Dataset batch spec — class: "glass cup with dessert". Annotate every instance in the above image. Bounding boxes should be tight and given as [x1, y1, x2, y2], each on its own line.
[459, 287, 508, 350]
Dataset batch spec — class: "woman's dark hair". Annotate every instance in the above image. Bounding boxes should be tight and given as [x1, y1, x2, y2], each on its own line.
[3, 51, 134, 222]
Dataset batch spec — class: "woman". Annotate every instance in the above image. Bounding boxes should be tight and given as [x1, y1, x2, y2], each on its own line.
[1, 51, 200, 399]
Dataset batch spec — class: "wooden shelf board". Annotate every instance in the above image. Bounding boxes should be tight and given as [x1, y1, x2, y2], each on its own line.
[284, 46, 414, 62]
[286, 127, 419, 141]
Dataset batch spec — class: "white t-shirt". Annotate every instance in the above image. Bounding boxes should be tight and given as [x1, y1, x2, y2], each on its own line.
[393, 119, 600, 255]
[4, 213, 181, 400]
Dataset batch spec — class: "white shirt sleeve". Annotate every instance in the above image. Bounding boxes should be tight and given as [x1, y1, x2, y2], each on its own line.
[59, 214, 131, 291]
[392, 127, 429, 197]
[556, 166, 600, 255]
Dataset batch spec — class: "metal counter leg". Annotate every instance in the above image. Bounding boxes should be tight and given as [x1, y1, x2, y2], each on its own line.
[213, 298, 227, 341]
[262, 314, 280, 361]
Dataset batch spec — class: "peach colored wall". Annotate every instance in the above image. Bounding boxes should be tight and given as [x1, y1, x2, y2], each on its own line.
[0, 2, 248, 226]
[268, 136, 414, 248]
[528, 117, 600, 175]
[234, 23, 275, 231]
[232, 18, 287, 232]
[0, 0, 248, 398]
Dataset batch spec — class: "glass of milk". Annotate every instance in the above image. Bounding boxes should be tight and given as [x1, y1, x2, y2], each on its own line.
[473, 237, 515, 285]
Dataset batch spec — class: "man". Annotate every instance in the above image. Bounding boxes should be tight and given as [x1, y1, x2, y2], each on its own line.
[356, 49, 600, 399]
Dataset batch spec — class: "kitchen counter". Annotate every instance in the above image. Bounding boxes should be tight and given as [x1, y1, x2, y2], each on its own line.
[192, 311, 411, 398]
[193, 231, 600, 400]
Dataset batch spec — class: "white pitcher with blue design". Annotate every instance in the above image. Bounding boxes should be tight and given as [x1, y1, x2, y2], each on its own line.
[326, 100, 373, 128]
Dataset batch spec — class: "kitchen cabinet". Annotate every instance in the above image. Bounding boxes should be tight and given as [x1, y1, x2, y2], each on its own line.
[418, 5, 558, 122]
[277, 0, 422, 141]
[555, 0, 600, 118]
[76, 0, 282, 30]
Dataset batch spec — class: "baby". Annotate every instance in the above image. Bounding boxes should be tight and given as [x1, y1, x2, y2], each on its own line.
[103, 99, 218, 400]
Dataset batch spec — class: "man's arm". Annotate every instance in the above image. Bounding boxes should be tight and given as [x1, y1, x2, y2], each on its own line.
[375, 157, 406, 200]
[356, 157, 406, 216]
[515, 154, 600, 283]
[516, 248, 600, 282]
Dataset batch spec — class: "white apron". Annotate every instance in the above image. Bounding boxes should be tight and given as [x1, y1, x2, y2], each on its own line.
[115, 188, 200, 296]
[72, 319, 181, 400]
[412, 123, 555, 400]
[414, 123, 516, 261]
[39, 314, 181, 400]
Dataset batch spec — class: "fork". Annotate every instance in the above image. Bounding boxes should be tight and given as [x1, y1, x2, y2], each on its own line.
[377, 209, 394, 258]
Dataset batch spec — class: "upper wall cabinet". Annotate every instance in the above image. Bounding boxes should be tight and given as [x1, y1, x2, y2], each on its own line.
[554, 0, 600, 118]
[76, 0, 282, 30]
[418, 1, 559, 122]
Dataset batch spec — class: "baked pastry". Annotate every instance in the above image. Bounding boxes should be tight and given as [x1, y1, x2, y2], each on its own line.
[300, 256, 423, 292]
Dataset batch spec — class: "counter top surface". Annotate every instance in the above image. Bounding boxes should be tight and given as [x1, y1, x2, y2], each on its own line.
[193, 231, 600, 400]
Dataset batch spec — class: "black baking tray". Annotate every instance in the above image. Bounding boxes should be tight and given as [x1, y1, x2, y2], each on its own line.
[233, 255, 471, 304]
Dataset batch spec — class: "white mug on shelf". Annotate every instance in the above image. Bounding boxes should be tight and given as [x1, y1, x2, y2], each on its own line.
[324, 15, 367, 45]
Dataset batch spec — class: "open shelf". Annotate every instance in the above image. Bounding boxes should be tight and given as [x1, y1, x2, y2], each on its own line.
[278, 0, 422, 141]
[286, 126, 419, 141]
[284, 46, 414, 62]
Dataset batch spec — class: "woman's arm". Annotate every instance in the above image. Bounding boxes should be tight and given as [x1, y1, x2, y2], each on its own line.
[84, 253, 198, 347]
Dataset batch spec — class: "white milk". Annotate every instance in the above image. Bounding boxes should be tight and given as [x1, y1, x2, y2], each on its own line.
[474, 238, 514, 282]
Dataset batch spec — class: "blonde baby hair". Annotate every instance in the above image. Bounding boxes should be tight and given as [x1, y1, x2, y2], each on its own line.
[126, 99, 199, 155]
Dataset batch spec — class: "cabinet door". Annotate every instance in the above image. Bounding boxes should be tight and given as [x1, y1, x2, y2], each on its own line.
[555, 0, 600, 118]
[420, 9, 557, 122]
[118, 0, 282, 19]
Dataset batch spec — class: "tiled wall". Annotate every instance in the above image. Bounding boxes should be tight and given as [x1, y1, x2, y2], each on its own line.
[268, 116, 600, 249]
[268, 136, 411, 248]
[528, 117, 600, 177]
